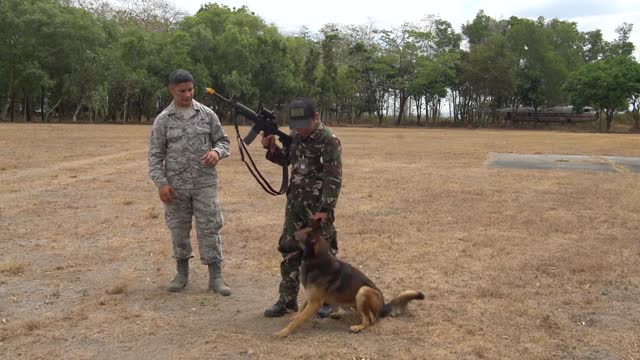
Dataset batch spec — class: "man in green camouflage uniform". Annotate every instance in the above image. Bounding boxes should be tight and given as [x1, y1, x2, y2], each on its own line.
[148, 69, 232, 296]
[261, 97, 342, 317]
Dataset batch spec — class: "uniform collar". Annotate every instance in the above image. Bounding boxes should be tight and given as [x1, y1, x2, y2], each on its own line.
[167, 100, 201, 115]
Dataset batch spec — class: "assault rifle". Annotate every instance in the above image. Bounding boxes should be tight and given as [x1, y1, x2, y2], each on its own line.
[206, 87, 291, 196]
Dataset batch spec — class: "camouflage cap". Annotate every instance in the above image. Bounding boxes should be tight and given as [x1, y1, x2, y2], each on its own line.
[287, 97, 315, 129]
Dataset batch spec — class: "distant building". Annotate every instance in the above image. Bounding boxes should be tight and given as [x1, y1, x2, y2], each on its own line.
[497, 106, 597, 123]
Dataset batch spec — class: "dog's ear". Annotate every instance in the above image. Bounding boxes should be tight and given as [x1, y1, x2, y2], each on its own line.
[294, 227, 313, 242]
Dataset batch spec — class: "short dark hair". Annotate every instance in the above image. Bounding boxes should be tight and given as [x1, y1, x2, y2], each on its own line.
[168, 69, 194, 85]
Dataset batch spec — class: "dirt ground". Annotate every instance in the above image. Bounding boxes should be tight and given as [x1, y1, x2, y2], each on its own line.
[1, 123, 639, 360]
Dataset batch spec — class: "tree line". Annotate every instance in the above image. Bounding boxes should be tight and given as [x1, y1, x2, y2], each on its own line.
[1, 0, 639, 131]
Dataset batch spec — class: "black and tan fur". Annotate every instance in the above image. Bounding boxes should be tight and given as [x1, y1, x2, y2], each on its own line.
[275, 221, 424, 337]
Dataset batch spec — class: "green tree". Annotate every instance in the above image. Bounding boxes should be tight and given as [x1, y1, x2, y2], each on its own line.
[608, 23, 635, 57]
[581, 30, 606, 63]
[379, 23, 421, 124]
[317, 24, 341, 122]
[564, 56, 639, 132]
[507, 17, 567, 112]
[461, 34, 517, 123]
[627, 60, 640, 130]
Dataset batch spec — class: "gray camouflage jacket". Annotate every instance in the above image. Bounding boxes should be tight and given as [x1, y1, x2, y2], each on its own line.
[148, 100, 230, 189]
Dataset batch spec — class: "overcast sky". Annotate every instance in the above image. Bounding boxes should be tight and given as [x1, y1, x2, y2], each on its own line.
[172, 0, 640, 57]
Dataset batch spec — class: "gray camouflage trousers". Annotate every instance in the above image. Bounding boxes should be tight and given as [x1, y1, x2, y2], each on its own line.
[164, 185, 224, 265]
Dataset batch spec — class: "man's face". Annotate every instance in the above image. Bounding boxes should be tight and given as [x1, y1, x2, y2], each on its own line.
[294, 113, 319, 138]
[168, 82, 194, 107]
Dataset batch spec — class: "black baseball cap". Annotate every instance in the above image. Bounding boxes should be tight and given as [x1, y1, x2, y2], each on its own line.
[287, 97, 316, 129]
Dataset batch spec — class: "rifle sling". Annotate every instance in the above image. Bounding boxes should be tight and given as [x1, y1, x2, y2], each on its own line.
[233, 116, 289, 196]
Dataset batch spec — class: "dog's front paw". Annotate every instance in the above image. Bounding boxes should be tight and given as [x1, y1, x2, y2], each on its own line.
[274, 329, 290, 338]
[349, 325, 365, 333]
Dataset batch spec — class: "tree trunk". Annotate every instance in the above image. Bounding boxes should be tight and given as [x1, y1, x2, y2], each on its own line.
[24, 93, 32, 122]
[123, 91, 129, 124]
[72, 104, 82, 122]
[451, 90, 459, 122]
[431, 98, 440, 124]
[2, 90, 13, 121]
[40, 86, 45, 122]
[392, 91, 396, 118]
[396, 91, 407, 125]
[414, 95, 422, 125]
[606, 110, 614, 132]
[2, 69, 15, 121]
[137, 95, 144, 123]
[598, 111, 603, 132]
[45, 97, 62, 122]
[10, 94, 15, 122]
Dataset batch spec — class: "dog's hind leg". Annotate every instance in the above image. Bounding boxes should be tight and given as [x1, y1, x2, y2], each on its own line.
[349, 286, 383, 333]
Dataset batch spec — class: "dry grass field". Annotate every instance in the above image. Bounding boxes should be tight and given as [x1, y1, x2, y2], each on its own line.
[0, 123, 639, 360]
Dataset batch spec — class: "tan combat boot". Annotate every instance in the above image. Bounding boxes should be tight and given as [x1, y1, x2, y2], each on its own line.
[208, 262, 231, 296]
[167, 259, 189, 292]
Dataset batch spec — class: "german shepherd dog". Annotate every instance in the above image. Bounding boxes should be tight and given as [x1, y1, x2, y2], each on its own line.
[275, 220, 424, 337]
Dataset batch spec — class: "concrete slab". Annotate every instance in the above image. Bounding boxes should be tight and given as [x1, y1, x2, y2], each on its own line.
[603, 156, 640, 173]
[487, 153, 618, 172]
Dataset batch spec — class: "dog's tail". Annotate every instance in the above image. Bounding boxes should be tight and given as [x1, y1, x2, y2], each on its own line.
[380, 290, 425, 318]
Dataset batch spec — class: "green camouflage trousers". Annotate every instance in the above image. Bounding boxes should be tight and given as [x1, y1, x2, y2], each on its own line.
[276, 199, 337, 305]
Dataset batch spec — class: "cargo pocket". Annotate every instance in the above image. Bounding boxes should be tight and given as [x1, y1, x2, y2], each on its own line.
[166, 128, 183, 150]
[196, 127, 211, 152]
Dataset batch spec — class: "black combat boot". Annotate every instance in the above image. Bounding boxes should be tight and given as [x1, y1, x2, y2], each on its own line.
[167, 259, 189, 292]
[315, 304, 335, 318]
[264, 299, 298, 317]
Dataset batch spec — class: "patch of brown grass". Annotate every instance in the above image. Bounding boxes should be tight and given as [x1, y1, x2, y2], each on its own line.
[106, 277, 130, 295]
[476, 284, 505, 299]
[0, 262, 25, 275]
[22, 319, 42, 332]
[144, 206, 160, 219]
[1, 124, 639, 359]
[538, 314, 561, 333]
[472, 345, 490, 359]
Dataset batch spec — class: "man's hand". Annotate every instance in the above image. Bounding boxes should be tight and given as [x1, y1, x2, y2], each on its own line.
[201, 150, 221, 167]
[261, 132, 276, 151]
[311, 212, 328, 222]
[159, 184, 176, 204]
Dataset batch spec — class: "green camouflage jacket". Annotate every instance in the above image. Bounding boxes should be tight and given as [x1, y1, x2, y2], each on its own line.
[267, 122, 342, 211]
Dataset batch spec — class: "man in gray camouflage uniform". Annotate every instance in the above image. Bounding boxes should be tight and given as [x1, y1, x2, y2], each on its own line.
[261, 97, 342, 317]
[148, 69, 232, 296]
